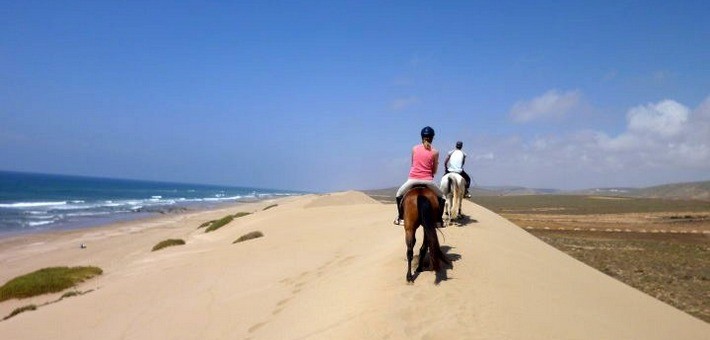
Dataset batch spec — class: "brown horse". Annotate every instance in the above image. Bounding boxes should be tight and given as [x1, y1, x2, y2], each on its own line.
[402, 186, 451, 282]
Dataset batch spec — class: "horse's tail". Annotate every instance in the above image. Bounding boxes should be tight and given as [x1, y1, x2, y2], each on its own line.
[417, 195, 450, 271]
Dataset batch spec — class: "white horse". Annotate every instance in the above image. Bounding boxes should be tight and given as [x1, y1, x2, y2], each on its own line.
[439, 172, 466, 224]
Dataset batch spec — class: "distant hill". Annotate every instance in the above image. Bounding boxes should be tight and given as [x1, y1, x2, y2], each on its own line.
[362, 181, 710, 201]
[567, 187, 638, 196]
[570, 181, 710, 201]
[471, 186, 561, 196]
[629, 181, 710, 201]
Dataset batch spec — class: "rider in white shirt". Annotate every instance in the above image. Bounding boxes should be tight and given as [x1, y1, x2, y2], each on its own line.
[444, 141, 472, 198]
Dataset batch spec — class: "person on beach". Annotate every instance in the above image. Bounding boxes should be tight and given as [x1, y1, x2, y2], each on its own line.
[444, 141, 472, 198]
[393, 126, 447, 227]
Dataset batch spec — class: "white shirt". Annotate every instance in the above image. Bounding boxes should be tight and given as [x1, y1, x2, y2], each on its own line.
[447, 149, 466, 173]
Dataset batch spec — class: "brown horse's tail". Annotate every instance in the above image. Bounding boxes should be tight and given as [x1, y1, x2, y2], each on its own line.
[417, 195, 451, 271]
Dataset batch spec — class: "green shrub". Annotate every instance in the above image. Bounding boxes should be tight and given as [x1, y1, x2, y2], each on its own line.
[61, 290, 81, 299]
[202, 212, 251, 233]
[3, 304, 37, 320]
[0, 266, 103, 302]
[198, 212, 251, 233]
[197, 220, 215, 229]
[151, 239, 186, 251]
[233, 231, 264, 244]
[205, 215, 234, 233]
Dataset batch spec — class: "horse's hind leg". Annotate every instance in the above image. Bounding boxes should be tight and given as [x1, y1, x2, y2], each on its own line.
[415, 231, 429, 273]
[458, 196, 463, 217]
[405, 228, 416, 282]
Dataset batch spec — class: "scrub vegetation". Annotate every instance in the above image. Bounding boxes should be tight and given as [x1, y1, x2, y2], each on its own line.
[200, 212, 251, 233]
[3, 304, 36, 320]
[151, 239, 186, 251]
[0, 266, 103, 302]
[233, 231, 264, 244]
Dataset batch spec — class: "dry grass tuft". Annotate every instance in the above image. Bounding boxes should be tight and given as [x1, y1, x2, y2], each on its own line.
[0, 266, 102, 302]
[3, 304, 37, 320]
[200, 212, 251, 233]
[233, 231, 264, 244]
[151, 239, 186, 251]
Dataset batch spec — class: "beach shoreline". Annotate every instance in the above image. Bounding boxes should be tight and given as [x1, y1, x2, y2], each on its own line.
[0, 170, 302, 237]
[0, 195, 295, 290]
[0, 197, 283, 240]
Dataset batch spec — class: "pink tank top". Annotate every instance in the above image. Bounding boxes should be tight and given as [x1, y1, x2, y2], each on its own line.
[408, 144, 438, 180]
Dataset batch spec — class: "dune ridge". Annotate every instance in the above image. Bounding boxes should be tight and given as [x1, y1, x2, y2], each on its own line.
[0, 191, 707, 339]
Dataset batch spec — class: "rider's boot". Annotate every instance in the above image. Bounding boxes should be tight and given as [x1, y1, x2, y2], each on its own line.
[393, 196, 403, 225]
[436, 196, 446, 228]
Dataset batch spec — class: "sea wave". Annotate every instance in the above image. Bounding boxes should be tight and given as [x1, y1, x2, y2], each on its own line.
[1, 193, 285, 212]
[0, 201, 67, 208]
[1, 191, 299, 234]
[0, 171, 302, 235]
[64, 211, 114, 218]
[28, 220, 54, 227]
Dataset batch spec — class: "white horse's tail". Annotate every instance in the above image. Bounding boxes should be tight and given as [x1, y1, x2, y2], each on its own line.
[439, 174, 450, 196]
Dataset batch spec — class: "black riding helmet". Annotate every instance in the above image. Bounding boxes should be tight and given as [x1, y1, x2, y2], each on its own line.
[420, 126, 435, 138]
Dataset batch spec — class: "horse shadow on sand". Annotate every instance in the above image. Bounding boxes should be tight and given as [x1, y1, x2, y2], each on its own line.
[447, 214, 478, 227]
[411, 245, 462, 284]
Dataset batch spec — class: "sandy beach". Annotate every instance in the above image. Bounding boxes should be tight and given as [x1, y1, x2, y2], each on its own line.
[0, 191, 707, 339]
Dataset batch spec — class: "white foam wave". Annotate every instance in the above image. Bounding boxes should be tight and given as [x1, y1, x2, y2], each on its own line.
[65, 211, 112, 217]
[0, 201, 67, 208]
[28, 220, 54, 227]
[221, 195, 243, 200]
[31, 215, 56, 220]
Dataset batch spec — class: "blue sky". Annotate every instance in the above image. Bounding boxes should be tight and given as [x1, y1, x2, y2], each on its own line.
[1, 1, 708, 192]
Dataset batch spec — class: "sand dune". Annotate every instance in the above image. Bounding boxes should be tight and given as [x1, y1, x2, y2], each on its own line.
[0, 192, 707, 339]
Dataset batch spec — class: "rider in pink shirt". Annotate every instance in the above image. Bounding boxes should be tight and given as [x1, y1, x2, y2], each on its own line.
[409, 143, 438, 180]
[394, 126, 446, 227]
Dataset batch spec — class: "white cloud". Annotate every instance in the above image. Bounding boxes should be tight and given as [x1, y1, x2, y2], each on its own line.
[510, 89, 581, 123]
[627, 100, 689, 137]
[390, 96, 420, 111]
[473, 96, 710, 189]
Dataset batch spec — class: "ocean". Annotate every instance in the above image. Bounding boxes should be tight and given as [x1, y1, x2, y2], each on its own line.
[0, 171, 300, 236]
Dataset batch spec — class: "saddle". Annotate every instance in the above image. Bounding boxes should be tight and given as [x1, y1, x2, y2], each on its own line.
[397, 184, 429, 208]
